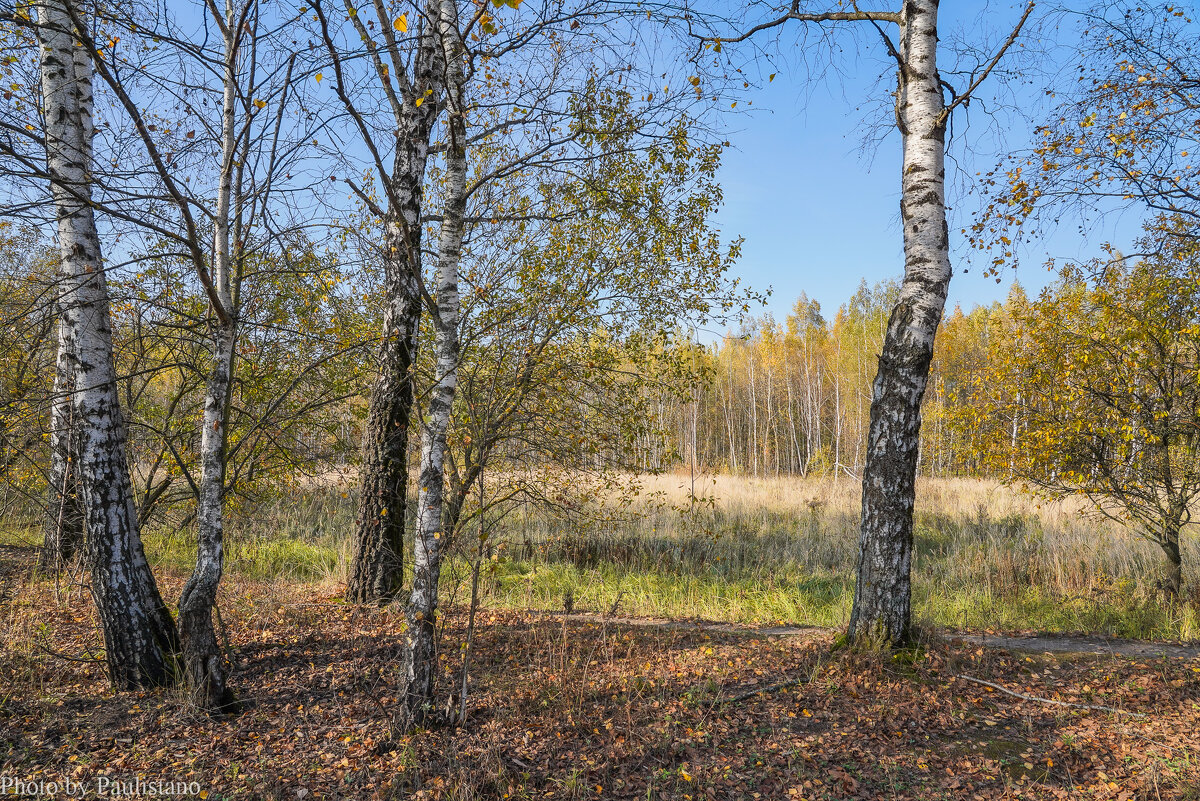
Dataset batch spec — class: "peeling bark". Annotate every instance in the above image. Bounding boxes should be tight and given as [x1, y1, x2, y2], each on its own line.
[37, 0, 178, 688]
[848, 0, 951, 646]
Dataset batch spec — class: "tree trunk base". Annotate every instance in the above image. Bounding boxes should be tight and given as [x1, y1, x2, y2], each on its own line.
[179, 580, 238, 714]
[346, 548, 403, 606]
[180, 617, 239, 714]
[394, 615, 438, 733]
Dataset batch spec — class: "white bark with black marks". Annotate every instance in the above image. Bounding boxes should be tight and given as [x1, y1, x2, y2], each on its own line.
[41, 314, 84, 570]
[398, 0, 468, 731]
[36, 0, 178, 688]
[848, 0, 951, 645]
[178, 0, 240, 712]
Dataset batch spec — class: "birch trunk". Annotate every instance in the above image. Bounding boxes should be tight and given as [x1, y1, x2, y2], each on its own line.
[40, 314, 84, 570]
[848, 0, 951, 645]
[349, 227, 424, 602]
[37, 0, 178, 687]
[347, 5, 442, 605]
[178, 3, 239, 711]
[398, 0, 468, 731]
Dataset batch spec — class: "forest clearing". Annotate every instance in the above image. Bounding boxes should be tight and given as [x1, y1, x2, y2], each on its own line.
[4, 0, 1200, 798]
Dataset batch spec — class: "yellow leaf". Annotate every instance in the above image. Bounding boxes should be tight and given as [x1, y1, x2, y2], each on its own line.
[394, 14, 407, 32]
[315, 72, 323, 83]
[415, 97, 423, 107]
[253, 99, 266, 110]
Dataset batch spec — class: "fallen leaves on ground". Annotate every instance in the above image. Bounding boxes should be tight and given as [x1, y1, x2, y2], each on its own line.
[1, 550, 1198, 800]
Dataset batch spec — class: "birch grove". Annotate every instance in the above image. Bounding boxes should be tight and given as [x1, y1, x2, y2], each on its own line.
[6, 0, 1183, 752]
[60, 0, 312, 708]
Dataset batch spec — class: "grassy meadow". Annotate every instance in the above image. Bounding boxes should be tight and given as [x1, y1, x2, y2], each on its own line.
[9, 473, 1192, 642]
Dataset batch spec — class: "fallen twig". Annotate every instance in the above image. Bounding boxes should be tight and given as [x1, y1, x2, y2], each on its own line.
[606, 591, 625, 618]
[954, 674, 1146, 718]
[724, 677, 808, 704]
[35, 636, 105, 665]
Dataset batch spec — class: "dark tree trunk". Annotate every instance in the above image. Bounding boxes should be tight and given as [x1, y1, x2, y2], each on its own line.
[1160, 534, 1183, 597]
[318, 0, 443, 606]
[348, 229, 422, 604]
[847, 0, 951, 647]
[344, 39, 440, 604]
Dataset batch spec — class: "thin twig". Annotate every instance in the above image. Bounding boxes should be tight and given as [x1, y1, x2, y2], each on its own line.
[939, 2, 1035, 123]
[606, 591, 625, 618]
[35, 637, 105, 665]
[954, 674, 1146, 718]
[724, 677, 808, 704]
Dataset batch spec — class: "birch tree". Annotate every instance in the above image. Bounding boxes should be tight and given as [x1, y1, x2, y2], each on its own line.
[30, 0, 179, 687]
[41, 308, 84, 569]
[0, 8, 83, 569]
[0, 231, 81, 567]
[705, 0, 1033, 644]
[62, 0, 310, 710]
[316, 0, 723, 724]
[312, 0, 445, 605]
[438, 119, 749, 541]
[981, 221, 1200, 595]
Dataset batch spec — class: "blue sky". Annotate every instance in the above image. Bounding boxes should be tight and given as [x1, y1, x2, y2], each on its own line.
[709, 2, 1146, 328]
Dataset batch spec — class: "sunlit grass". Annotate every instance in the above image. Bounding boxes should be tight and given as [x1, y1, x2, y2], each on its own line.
[5, 475, 1197, 640]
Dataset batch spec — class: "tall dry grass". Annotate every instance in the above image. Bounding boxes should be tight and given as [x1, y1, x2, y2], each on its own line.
[3, 473, 1194, 640]
[482, 473, 1200, 639]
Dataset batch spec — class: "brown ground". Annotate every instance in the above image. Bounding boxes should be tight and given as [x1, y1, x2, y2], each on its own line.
[2, 545, 1198, 800]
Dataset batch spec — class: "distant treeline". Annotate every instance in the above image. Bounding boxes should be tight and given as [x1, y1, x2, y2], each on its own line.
[640, 279, 1032, 480]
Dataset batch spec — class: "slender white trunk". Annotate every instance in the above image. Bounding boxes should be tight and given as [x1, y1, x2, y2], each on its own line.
[784, 354, 801, 474]
[833, 347, 842, 483]
[37, 0, 178, 687]
[849, 0, 952, 645]
[399, 0, 468, 730]
[748, 353, 757, 477]
[178, 0, 240, 711]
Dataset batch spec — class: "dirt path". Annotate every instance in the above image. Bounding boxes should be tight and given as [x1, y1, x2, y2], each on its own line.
[948, 632, 1200, 659]
[551, 611, 1200, 659]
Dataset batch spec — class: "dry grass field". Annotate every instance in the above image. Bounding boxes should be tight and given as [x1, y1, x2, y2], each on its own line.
[9, 473, 1184, 642]
[469, 474, 1200, 640]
